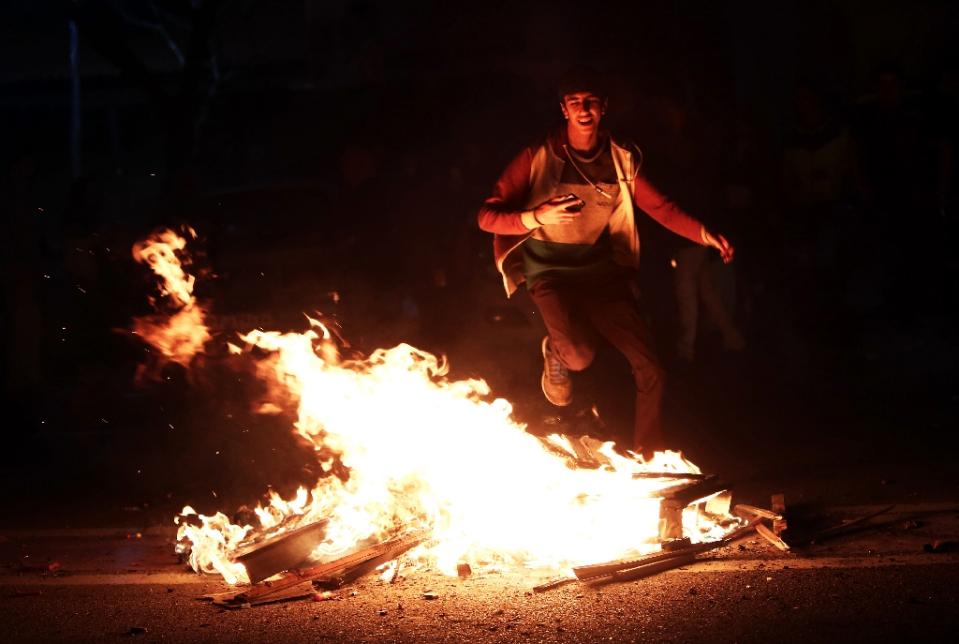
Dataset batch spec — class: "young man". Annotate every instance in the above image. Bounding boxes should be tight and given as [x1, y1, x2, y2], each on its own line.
[476, 71, 734, 456]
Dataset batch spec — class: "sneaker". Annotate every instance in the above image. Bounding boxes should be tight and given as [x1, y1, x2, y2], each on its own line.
[541, 336, 572, 406]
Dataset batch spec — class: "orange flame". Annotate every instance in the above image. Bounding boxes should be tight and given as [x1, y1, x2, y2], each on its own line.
[131, 228, 210, 367]
[143, 231, 739, 584]
[177, 327, 735, 584]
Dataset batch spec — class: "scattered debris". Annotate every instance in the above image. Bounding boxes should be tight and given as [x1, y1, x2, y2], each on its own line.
[204, 530, 427, 609]
[811, 505, 896, 543]
[422, 591, 439, 600]
[456, 563, 472, 579]
[662, 538, 692, 552]
[574, 520, 760, 582]
[594, 551, 698, 584]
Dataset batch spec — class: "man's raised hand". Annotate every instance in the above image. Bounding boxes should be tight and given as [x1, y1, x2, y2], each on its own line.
[533, 194, 585, 226]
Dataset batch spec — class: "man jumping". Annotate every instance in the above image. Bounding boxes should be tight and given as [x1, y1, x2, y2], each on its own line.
[477, 69, 734, 457]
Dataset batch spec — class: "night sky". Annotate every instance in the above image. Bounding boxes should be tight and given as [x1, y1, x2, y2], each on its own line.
[1, 1, 957, 521]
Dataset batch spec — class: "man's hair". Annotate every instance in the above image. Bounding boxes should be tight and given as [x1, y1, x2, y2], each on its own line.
[557, 66, 609, 102]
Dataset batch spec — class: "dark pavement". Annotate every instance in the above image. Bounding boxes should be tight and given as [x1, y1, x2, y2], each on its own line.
[2, 503, 958, 643]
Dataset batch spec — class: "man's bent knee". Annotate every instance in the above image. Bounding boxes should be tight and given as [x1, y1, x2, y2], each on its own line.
[633, 361, 665, 393]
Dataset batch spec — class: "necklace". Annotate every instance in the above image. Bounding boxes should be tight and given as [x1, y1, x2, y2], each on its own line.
[562, 144, 613, 198]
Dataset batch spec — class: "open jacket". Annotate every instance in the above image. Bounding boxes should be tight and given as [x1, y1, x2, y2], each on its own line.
[477, 128, 710, 297]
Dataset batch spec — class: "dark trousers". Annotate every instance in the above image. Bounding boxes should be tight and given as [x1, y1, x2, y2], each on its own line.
[528, 277, 665, 453]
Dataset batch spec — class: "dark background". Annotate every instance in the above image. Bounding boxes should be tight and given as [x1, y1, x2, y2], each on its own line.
[1, 0, 957, 526]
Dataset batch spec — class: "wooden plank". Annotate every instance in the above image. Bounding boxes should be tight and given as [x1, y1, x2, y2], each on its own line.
[755, 522, 791, 551]
[238, 530, 427, 602]
[574, 546, 702, 581]
[248, 581, 315, 606]
[771, 493, 788, 536]
[589, 552, 698, 585]
[533, 577, 577, 593]
[734, 504, 784, 521]
[632, 472, 709, 480]
[660, 476, 727, 506]
[811, 505, 896, 543]
[234, 520, 329, 584]
[574, 519, 760, 581]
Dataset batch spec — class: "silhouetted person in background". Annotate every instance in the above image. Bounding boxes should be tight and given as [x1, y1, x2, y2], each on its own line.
[643, 93, 745, 363]
[854, 65, 946, 321]
[782, 80, 865, 347]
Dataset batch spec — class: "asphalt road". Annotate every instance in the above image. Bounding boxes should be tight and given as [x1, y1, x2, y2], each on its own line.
[2, 504, 958, 643]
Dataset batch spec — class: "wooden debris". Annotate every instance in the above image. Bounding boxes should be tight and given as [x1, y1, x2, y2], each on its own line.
[199, 589, 247, 603]
[662, 537, 692, 552]
[661, 475, 727, 506]
[238, 529, 428, 603]
[705, 491, 732, 517]
[632, 472, 709, 481]
[811, 505, 896, 543]
[234, 520, 329, 584]
[213, 581, 315, 609]
[657, 476, 728, 541]
[574, 547, 699, 581]
[659, 500, 685, 541]
[771, 493, 788, 536]
[734, 504, 784, 522]
[590, 552, 698, 585]
[533, 576, 577, 593]
[574, 519, 761, 581]
[755, 522, 791, 551]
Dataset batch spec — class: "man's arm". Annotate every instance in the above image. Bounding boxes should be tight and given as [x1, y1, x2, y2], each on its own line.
[631, 174, 734, 262]
[477, 147, 540, 234]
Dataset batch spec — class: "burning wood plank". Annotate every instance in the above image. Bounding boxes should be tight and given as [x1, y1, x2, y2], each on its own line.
[237, 529, 428, 603]
[658, 475, 729, 541]
[632, 472, 709, 480]
[733, 504, 784, 522]
[660, 475, 726, 506]
[233, 520, 329, 584]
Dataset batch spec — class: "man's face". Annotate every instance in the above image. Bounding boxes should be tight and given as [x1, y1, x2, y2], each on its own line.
[561, 92, 606, 135]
